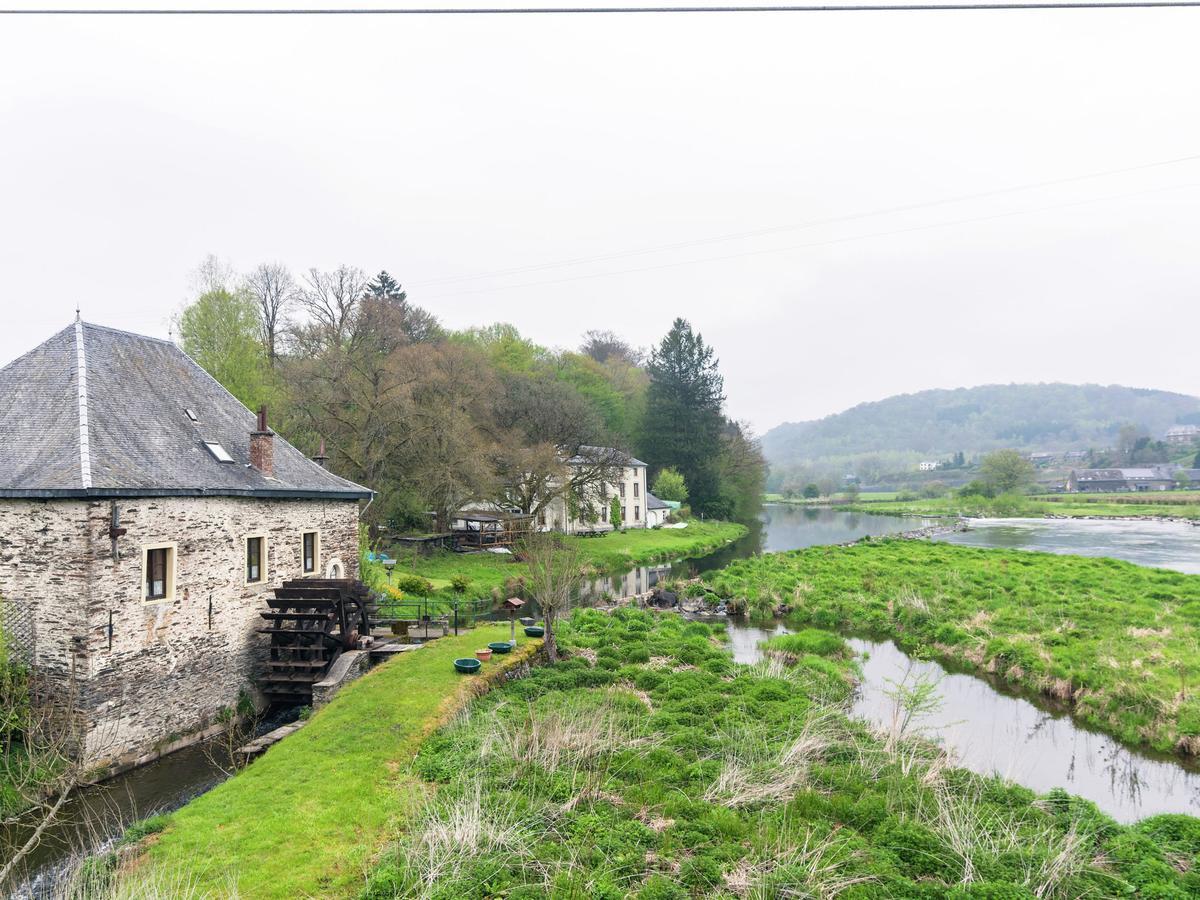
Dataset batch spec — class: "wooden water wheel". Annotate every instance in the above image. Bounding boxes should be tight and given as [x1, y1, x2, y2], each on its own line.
[257, 578, 377, 704]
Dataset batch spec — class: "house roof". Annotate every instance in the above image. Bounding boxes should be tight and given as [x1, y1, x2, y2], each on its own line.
[645, 491, 670, 510]
[1072, 468, 1173, 482]
[0, 321, 371, 500]
[567, 445, 647, 468]
[1167, 425, 1200, 436]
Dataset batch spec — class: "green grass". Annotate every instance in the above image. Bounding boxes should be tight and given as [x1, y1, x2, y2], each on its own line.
[845, 493, 1200, 520]
[361, 608, 1200, 898]
[141, 624, 543, 899]
[704, 540, 1200, 754]
[384, 521, 747, 604]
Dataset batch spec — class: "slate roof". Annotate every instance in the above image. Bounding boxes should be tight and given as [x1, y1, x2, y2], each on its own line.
[567, 445, 648, 468]
[645, 491, 670, 510]
[1072, 468, 1174, 483]
[0, 321, 371, 500]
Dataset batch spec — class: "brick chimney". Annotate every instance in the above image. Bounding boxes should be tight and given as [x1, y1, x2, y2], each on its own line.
[313, 438, 329, 470]
[250, 405, 274, 478]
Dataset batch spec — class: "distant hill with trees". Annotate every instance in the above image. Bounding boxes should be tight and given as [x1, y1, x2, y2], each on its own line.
[763, 383, 1200, 489]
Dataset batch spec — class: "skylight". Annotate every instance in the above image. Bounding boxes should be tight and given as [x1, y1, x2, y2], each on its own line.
[203, 441, 234, 463]
[185, 408, 198, 422]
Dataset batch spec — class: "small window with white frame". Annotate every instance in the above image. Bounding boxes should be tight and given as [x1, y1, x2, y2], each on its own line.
[301, 530, 320, 575]
[142, 542, 177, 603]
[246, 534, 267, 585]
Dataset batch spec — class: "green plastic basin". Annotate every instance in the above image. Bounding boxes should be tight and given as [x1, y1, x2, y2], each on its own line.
[488, 641, 514, 654]
[524, 626, 545, 637]
[454, 657, 482, 674]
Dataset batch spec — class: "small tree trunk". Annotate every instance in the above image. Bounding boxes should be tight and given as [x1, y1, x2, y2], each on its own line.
[543, 608, 559, 662]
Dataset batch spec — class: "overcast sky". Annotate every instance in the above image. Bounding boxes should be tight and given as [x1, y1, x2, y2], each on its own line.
[1, 3, 1198, 433]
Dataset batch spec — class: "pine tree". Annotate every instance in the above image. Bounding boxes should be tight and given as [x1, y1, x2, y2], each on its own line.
[364, 270, 407, 303]
[641, 318, 725, 516]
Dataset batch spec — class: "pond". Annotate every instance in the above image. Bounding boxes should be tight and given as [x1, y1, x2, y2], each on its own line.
[729, 620, 1200, 824]
[937, 516, 1200, 574]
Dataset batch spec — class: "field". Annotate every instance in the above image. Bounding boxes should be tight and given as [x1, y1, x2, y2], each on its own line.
[131, 625, 543, 898]
[380, 521, 747, 603]
[844, 493, 1200, 520]
[703, 540, 1200, 754]
[360, 608, 1200, 898]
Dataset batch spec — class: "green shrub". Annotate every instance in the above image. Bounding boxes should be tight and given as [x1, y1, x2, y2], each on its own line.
[760, 628, 846, 658]
[393, 573, 435, 596]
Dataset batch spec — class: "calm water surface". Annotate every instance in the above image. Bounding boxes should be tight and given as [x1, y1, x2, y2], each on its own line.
[729, 621, 1200, 824]
[938, 516, 1200, 574]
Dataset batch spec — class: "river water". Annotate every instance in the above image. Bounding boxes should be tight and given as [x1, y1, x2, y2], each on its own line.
[9, 505, 1200, 890]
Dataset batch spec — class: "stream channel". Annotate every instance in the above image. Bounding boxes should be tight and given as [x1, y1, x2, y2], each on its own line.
[8, 504, 1200, 891]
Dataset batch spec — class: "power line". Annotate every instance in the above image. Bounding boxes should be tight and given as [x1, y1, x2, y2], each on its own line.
[420, 181, 1198, 298]
[6, 2, 1200, 12]
[413, 152, 1200, 288]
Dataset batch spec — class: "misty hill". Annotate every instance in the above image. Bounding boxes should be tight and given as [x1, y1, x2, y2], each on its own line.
[763, 383, 1200, 471]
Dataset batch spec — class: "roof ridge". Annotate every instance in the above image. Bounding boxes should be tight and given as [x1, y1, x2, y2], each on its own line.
[74, 320, 92, 489]
[80, 320, 175, 346]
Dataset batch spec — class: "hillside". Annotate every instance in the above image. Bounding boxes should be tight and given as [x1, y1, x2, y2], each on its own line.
[763, 382, 1200, 473]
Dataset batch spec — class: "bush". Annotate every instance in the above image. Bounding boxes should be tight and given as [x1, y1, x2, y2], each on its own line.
[393, 574, 434, 596]
[450, 574, 472, 593]
[760, 628, 847, 658]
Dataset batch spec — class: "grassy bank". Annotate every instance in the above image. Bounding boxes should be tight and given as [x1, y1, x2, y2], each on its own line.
[383, 521, 747, 603]
[137, 624, 542, 898]
[362, 608, 1200, 898]
[704, 540, 1200, 755]
[843, 494, 1200, 520]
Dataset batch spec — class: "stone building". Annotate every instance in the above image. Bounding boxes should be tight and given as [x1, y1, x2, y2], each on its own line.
[0, 320, 370, 770]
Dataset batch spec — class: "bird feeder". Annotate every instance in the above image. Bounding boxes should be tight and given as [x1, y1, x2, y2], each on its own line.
[503, 597, 525, 645]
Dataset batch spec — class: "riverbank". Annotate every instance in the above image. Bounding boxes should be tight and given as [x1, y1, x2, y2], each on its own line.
[382, 520, 747, 601]
[359, 608, 1199, 898]
[843, 494, 1200, 521]
[106, 625, 543, 899]
[700, 540, 1200, 756]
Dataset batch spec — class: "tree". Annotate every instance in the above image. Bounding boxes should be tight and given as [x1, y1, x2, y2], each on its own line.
[843, 481, 861, 503]
[1194, 451, 1200, 468]
[1117, 424, 1147, 464]
[1176, 470, 1192, 490]
[580, 329, 640, 365]
[365, 270, 407, 302]
[641, 319, 726, 516]
[652, 467, 688, 503]
[296, 265, 368, 345]
[610, 495, 623, 530]
[243, 262, 296, 364]
[520, 533, 584, 663]
[803, 483, 820, 499]
[178, 288, 274, 410]
[979, 450, 1036, 495]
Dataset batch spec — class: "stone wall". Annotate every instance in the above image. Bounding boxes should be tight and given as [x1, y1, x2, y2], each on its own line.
[0, 500, 91, 679]
[1, 495, 360, 769]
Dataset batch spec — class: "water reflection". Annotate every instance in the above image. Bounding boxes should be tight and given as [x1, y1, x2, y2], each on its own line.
[728, 620, 1200, 823]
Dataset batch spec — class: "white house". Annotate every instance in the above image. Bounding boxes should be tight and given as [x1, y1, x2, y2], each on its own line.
[645, 492, 672, 528]
[919, 461, 939, 472]
[543, 446, 649, 534]
[1166, 425, 1200, 447]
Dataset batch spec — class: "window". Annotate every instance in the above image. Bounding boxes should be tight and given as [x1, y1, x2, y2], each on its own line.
[246, 535, 266, 584]
[204, 441, 234, 463]
[619, 483, 625, 498]
[621, 505, 627, 522]
[635, 505, 640, 522]
[184, 408, 198, 422]
[302, 531, 319, 574]
[601, 504, 608, 523]
[141, 543, 176, 603]
[634, 482, 639, 498]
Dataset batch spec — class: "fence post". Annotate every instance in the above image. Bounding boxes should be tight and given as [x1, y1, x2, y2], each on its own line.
[454, 602, 459, 636]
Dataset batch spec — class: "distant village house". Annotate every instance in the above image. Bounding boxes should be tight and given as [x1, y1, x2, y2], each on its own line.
[1066, 466, 1180, 493]
[0, 321, 370, 770]
[1165, 424, 1200, 447]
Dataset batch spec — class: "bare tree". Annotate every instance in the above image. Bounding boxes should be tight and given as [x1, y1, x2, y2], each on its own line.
[519, 533, 584, 663]
[189, 253, 236, 295]
[580, 329, 641, 365]
[496, 443, 625, 527]
[243, 262, 296, 363]
[297, 265, 368, 346]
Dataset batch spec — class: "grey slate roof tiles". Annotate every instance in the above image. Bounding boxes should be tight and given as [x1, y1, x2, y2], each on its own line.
[0, 322, 371, 499]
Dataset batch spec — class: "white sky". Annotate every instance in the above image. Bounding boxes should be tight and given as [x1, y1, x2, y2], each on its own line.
[1, 3, 1198, 433]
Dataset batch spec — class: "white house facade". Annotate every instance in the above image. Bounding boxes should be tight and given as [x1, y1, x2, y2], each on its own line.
[543, 447, 649, 534]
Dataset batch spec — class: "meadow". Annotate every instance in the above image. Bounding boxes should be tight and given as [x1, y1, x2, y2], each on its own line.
[843, 494, 1200, 520]
[702, 540, 1200, 754]
[376, 521, 747, 605]
[361, 608, 1200, 899]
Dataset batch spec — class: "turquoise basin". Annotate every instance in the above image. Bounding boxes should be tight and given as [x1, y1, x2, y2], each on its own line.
[454, 657, 482, 674]
[524, 626, 545, 637]
[488, 641, 514, 654]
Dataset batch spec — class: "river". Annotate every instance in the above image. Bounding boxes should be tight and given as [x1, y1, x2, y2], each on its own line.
[9, 505, 1200, 890]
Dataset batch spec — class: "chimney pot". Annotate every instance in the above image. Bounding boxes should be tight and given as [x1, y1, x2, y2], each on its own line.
[250, 405, 274, 477]
[314, 438, 329, 470]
